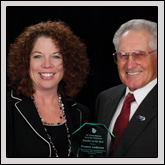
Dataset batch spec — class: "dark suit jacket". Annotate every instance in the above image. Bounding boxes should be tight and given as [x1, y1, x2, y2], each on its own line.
[95, 84, 158, 157]
[7, 90, 91, 158]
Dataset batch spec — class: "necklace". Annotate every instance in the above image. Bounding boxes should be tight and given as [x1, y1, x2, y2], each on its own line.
[31, 94, 72, 157]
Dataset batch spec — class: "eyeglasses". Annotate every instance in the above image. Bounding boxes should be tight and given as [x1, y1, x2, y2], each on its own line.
[113, 49, 157, 65]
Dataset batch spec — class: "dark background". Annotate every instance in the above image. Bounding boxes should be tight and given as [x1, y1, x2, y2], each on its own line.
[6, 6, 158, 121]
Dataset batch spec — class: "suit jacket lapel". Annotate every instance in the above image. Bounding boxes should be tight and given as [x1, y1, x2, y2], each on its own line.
[103, 85, 126, 128]
[103, 97, 122, 128]
[114, 85, 157, 157]
[63, 99, 81, 134]
[15, 94, 81, 140]
[15, 95, 48, 140]
[63, 99, 75, 134]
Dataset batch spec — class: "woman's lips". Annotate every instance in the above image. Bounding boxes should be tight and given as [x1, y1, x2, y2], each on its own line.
[39, 73, 55, 79]
[40, 73, 55, 77]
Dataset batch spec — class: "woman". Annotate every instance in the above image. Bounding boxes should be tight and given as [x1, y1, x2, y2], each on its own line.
[7, 21, 90, 157]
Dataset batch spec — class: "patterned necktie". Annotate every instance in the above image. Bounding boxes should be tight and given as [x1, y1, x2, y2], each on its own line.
[109, 93, 135, 157]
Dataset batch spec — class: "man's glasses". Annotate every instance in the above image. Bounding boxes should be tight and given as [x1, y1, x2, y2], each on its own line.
[113, 49, 157, 65]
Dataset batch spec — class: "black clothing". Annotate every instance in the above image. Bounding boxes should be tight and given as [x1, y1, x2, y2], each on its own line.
[95, 84, 158, 157]
[7, 90, 91, 158]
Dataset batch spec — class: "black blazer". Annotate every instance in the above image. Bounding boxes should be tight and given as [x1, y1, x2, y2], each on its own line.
[7, 90, 91, 158]
[95, 84, 158, 157]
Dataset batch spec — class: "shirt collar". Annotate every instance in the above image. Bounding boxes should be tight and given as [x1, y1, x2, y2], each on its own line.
[125, 78, 157, 106]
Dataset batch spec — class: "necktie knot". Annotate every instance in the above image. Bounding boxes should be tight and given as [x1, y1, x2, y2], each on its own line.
[125, 93, 135, 104]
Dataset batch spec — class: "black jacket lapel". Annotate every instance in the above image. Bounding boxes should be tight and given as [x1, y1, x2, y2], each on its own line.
[63, 99, 81, 134]
[114, 85, 157, 157]
[14, 95, 82, 140]
[15, 95, 48, 141]
[97, 84, 126, 128]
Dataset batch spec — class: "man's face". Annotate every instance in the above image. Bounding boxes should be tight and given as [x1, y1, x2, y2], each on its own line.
[117, 29, 157, 91]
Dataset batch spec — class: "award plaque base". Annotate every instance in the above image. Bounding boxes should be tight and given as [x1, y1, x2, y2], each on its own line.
[71, 123, 114, 157]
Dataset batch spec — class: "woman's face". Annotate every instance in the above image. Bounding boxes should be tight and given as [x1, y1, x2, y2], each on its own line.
[29, 36, 64, 93]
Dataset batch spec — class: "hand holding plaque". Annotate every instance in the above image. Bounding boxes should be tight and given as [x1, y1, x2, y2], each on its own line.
[71, 123, 114, 157]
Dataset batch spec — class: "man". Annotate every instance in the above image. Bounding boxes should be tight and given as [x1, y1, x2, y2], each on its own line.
[95, 19, 157, 157]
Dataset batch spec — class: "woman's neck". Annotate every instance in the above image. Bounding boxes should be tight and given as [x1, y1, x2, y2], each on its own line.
[33, 89, 59, 105]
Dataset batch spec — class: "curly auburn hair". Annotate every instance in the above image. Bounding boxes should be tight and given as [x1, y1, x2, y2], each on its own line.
[7, 20, 89, 100]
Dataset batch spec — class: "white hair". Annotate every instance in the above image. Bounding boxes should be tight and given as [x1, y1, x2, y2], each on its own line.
[113, 19, 157, 54]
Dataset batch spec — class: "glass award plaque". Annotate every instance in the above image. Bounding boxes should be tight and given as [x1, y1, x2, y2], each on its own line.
[71, 122, 114, 157]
